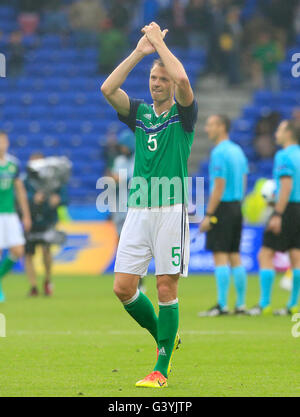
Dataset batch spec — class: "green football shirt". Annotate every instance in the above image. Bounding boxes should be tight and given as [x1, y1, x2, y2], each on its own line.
[118, 99, 198, 207]
[0, 154, 20, 213]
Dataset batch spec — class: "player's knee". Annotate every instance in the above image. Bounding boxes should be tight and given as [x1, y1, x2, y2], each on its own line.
[157, 282, 174, 303]
[258, 249, 265, 265]
[258, 248, 266, 263]
[10, 245, 24, 259]
[258, 247, 273, 266]
[229, 253, 241, 268]
[113, 281, 134, 302]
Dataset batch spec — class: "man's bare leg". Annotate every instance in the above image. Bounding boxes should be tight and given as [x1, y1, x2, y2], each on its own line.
[25, 253, 39, 296]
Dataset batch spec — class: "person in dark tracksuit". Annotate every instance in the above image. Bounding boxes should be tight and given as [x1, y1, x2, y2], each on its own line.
[198, 115, 248, 316]
[24, 153, 68, 297]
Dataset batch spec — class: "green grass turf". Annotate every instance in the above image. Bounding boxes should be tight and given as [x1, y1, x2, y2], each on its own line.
[0, 273, 299, 397]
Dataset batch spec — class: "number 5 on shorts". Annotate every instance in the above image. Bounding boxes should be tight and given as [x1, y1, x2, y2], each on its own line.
[172, 246, 181, 267]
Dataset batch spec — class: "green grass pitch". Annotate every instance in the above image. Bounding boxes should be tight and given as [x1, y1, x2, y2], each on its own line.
[0, 273, 299, 397]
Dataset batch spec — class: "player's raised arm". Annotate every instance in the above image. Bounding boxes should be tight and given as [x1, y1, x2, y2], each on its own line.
[101, 32, 167, 117]
[142, 22, 194, 107]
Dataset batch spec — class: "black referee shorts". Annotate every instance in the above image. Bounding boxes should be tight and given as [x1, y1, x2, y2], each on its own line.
[263, 203, 300, 252]
[206, 201, 243, 253]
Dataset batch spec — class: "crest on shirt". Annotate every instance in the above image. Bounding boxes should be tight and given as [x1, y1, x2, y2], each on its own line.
[144, 113, 152, 121]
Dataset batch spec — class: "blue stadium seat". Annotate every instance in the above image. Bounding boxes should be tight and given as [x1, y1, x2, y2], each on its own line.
[0, 6, 15, 18]
[230, 131, 253, 145]
[278, 91, 300, 106]
[185, 48, 206, 61]
[257, 159, 273, 176]
[243, 105, 275, 119]
[26, 105, 49, 119]
[253, 90, 273, 106]
[282, 78, 300, 91]
[231, 118, 256, 133]
[278, 62, 294, 78]
[0, 20, 17, 32]
[286, 47, 300, 61]
[1, 105, 23, 119]
[16, 77, 45, 91]
[277, 105, 294, 119]
[41, 35, 63, 48]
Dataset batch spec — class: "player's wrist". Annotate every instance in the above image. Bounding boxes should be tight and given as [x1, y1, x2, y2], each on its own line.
[272, 210, 283, 217]
[205, 212, 218, 225]
[151, 36, 164, 47]
[133, 48, 146, 60]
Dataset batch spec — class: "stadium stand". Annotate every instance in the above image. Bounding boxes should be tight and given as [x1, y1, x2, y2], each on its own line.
[197, 32, 300, 198]
[1, 0, 299, 205]
[0, 4, 206, 204]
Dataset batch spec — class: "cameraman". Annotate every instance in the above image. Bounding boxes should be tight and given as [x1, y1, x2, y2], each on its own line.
[24, 153, 68, 297]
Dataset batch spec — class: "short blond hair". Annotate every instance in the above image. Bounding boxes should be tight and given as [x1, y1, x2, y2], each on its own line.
[151, 58, 165, 71]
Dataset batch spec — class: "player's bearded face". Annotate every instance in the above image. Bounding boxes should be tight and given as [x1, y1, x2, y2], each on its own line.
[149, 65, 174, 103]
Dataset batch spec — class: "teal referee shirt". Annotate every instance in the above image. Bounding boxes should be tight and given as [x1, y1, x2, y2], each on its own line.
[209, 139, 248, 202]
[274, 144, 300, 202]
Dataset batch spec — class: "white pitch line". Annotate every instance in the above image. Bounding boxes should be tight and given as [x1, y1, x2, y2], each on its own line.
[5, 329, 288, 336]
[108, 330, 287, 336]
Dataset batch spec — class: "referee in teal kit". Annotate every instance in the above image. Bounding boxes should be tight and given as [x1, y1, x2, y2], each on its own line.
[248, 120, 300, 316]
[198, 115, 249, 316]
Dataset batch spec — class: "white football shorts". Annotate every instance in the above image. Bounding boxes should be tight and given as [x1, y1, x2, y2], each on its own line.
[0, 213, 25, 249]
[114, 204, 189, 277]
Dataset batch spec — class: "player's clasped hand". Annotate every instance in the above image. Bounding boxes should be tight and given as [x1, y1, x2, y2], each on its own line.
[141, 22, 168, 47]
[136, 23, 168, 57]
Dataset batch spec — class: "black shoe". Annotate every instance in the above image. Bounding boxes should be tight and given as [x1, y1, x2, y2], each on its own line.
[233, 305, 247, 315]
[198, 304, 229, 317]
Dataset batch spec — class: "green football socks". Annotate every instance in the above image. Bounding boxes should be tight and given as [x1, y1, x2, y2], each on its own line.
[0, 256, 16, 281]
[154, 300, 179, 378]
[0, 255, 16, 301]
[123, 290, 158, 343]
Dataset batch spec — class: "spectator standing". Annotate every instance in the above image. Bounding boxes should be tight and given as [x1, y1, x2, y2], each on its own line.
[159, 0, 189, 47]
[98, 18, 129, 74]
[69, 0, 106, 46]
[219, 6, 242, 85]
[42, 0, 70, 34]
[185, 0, 211, 49]
[251, 30, 283, 91]
[24, 153, 68, 297]
[206, 0, 226, 74]
[259, 0, 298, 46]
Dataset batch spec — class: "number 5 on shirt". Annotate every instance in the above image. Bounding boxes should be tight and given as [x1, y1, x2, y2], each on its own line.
[148, 134, 157, 151]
